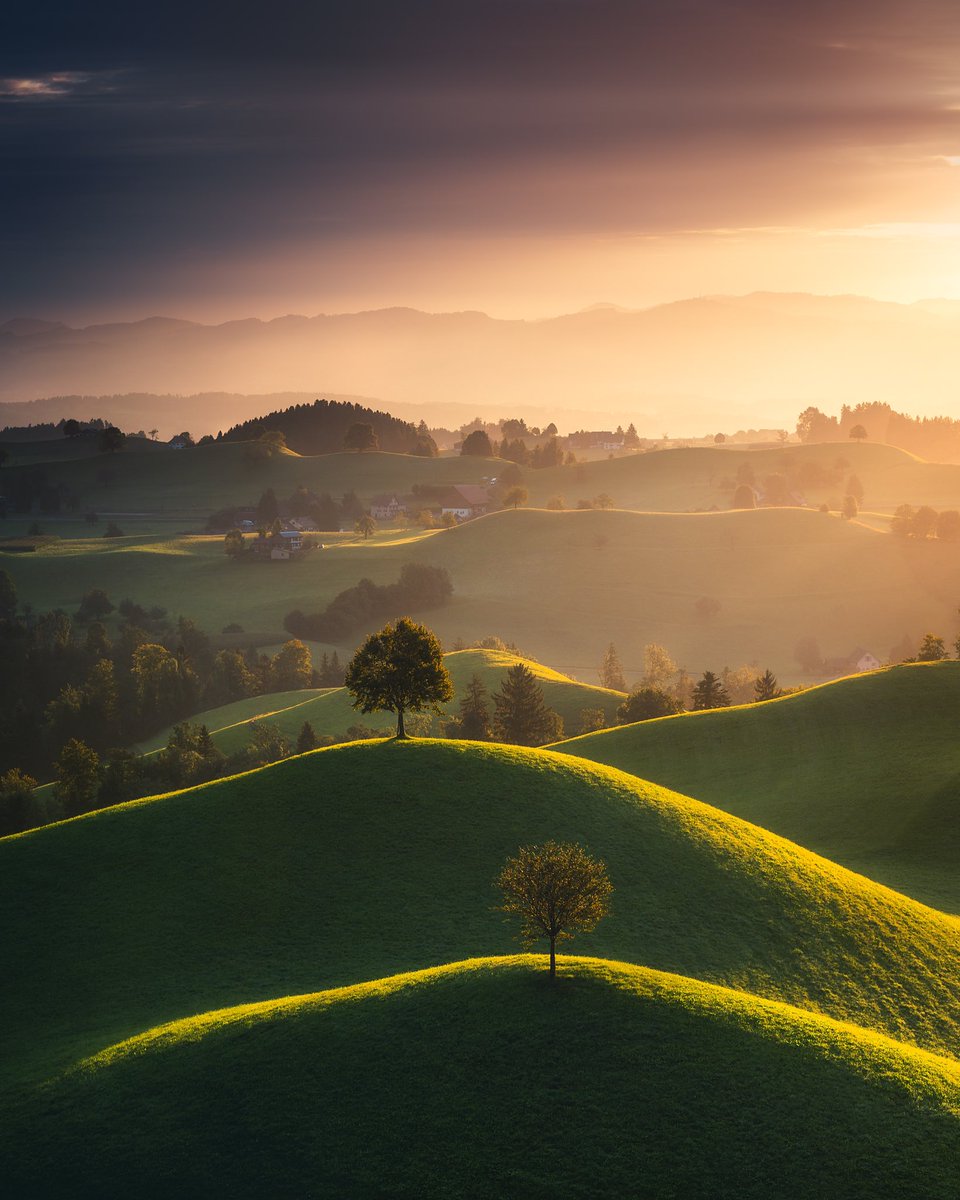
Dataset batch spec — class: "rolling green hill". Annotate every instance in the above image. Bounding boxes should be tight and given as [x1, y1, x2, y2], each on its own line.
[6, 505, 960, 684]
[4, 956, 959, 1199]
[4, 740, 960, 1091]
[0, 441, 499, 520]
[137, 649, 625, 753]
[556, 662, 960, 912]
[7, 436, 960, 522]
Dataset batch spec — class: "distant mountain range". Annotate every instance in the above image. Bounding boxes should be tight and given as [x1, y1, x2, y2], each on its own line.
[3, 292, 960, 436]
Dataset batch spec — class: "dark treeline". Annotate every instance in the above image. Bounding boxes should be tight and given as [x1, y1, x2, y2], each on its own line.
[285, 563, 453, 641]
[0, 570, 343, 789]
[221, 398, 419, 455]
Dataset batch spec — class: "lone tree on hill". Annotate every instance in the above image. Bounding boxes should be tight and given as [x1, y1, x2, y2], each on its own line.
[842, 494, 859, 520]
[691, 671, 731, 710]
[849, 423, 868, 442]
[345, 618, 453, 739]
[343, 422, 379, 452]
[496, 840, 613, 980]
[492, 663, 564, 745]
[754, 669, 782, 702]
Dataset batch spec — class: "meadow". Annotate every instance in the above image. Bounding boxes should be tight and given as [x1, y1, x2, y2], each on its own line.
[5, 503, 960, 684]
[557, 661, 960, 911]
[5, 956, 960, 1198]
[138, 648, 625, 753]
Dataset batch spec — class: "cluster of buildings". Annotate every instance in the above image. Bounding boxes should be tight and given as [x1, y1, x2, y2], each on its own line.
[370, 484, 491, 522]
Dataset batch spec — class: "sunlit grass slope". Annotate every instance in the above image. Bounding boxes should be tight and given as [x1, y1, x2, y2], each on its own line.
[4, 740, 960, 1088]
[7, 505, 960, 683]
[556, 661, 960, 911]
[138, 648, 625, 753]
[4, 957, 960, 1200]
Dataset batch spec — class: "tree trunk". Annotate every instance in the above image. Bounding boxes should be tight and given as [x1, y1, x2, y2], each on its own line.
[549, 935, 556, 980]
[396, 708, 407, 739]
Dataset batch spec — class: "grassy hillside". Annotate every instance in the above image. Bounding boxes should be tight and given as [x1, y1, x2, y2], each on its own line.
[556, 662, 960, 911]
[0, 441, 499, 518]
[6, 504, 958, 684]
[527, 439, 926, 511]
[4, 956, 959, 1199]
[9, 436, 960, 523]
[138, 649, 625, 753]
[4, 740, 960, 1089]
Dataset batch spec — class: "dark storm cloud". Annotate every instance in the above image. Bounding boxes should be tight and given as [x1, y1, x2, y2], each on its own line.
[4, 1, 960, 317]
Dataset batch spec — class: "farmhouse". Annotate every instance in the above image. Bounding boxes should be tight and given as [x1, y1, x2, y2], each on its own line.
[438, 485, 491, 520]
[253, 528, 304, 560]
[370, 493, 407, 520]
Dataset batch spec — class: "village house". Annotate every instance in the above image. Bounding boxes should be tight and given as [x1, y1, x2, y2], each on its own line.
[370, 493, 407, 520]
[437, 484, 491, 520]
[253, 528, 304, 560]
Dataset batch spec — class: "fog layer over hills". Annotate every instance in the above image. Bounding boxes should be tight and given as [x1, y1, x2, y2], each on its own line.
[5, 293, 960, 436]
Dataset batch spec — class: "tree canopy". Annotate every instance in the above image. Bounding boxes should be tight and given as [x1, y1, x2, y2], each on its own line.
[496, 840, 613, 979]
[345, 618, 453, 738]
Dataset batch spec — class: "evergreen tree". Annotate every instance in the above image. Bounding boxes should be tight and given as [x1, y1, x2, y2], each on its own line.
[691, 671, 731, 711]
[754, 669, 782, 702]
[256, 488, 279, 526]
[297, 721, 318, 753]
[492, 663, 564, 746]
[598, 643, 627, 692]
[457, 674, 492, 740]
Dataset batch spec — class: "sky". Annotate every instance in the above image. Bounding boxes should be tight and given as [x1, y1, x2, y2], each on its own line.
[5, 0, 960, 323]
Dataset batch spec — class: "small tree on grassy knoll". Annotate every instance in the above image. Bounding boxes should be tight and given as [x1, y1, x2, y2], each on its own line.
[496, 840, 613, 980]
[849, 424, 867, 442]
[345, 617, 453, 739]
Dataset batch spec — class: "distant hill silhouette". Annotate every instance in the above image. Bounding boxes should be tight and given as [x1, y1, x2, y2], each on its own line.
[221, 397, 418, 454]
[4, 293, 960, 436]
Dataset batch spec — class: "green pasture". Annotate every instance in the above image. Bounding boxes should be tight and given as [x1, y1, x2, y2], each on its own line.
[4, 956, 959, 1199]
[4, 740, 960, 1092]
[557, 662, 960, 912]
[138, 648, 626, 754]
[5, 505, 960, 684]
